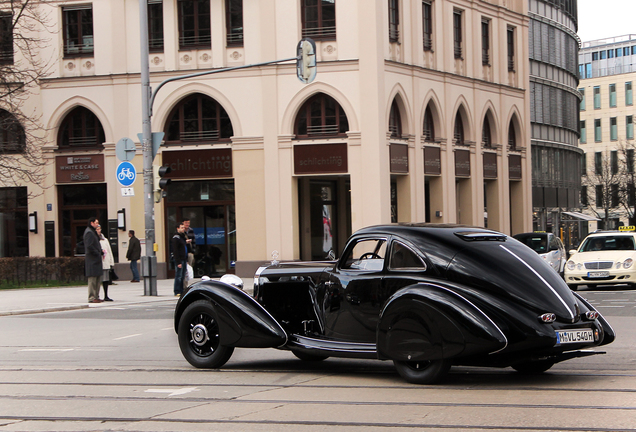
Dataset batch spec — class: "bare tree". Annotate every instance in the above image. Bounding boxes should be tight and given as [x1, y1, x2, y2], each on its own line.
[616, 139, 636, 225]
[582, 150, 622, 229]
[0, 1, 54, 191]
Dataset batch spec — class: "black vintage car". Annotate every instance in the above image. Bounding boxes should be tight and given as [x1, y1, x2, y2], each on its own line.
[174, 224, 615, 384]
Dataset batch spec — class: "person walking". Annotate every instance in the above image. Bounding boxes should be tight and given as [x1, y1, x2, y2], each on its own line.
[126, 230, 141, 282]
[171, 223, 187, 297]
[97, 225, 114, 301]
[83, 217, 103, 303]
[182, 218, 195, 289]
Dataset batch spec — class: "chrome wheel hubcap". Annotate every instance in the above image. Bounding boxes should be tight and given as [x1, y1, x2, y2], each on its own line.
[191, 323, 209, 346]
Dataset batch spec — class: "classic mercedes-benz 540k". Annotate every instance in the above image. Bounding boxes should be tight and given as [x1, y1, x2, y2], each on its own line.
[174, 224, 615, 384]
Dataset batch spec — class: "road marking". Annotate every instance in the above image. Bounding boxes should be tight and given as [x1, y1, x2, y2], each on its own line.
[19, 348, 74, 352]
[162, 327, 172, 331]
[113, 333, 142, 340]
[596, 305, 625, 308]
[145, 387, 199, 397]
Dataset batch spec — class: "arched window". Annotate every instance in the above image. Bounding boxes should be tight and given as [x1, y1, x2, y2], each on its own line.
[453, 111, 464, 145]
[0, 110, 25, 154]
[294, 93, 349, 137]
[165, 94, 233, 143]
[508, 119, 517, 150]
[58, 107, 105, 148]
[389, 99, 402, 138]
[482, 118, 492, 148]
[423, 105, 435, 142]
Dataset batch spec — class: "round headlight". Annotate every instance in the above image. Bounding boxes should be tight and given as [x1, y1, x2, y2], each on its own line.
[567, 260, 575, 271]
[577, 263, 583, 270]
[624, 258, 633, 269]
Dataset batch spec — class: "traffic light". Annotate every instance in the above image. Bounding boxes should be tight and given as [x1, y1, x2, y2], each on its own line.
[296, 38, 316, 84]
[153, 165, 172, 203]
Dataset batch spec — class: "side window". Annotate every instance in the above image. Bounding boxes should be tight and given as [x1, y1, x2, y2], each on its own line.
[341, 239, 386, 271]
[389, 241, 427, 271]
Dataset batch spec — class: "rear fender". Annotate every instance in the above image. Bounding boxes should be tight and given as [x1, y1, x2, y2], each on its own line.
[377, 284, 507, 361]
[174, 281, 287, 348]
[572, 292, 616, 346]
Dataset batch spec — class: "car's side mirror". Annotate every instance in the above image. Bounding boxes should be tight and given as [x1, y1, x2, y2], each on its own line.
[569, 249, 577, 256]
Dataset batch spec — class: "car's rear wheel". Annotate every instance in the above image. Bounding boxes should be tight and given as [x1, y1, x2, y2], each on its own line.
[512, 360, 554, 374]
[178, 300, 234, 369]
[291, 350, 329, 361]
[393, 359, 451, 384]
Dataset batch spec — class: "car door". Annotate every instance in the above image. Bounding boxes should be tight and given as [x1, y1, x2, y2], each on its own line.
[323, 237, 387, 343]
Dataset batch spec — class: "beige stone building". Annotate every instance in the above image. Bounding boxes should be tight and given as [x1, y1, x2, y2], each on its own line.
[1, 0, 533, 278]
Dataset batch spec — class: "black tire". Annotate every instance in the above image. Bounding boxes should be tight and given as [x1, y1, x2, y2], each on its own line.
[178, 300, 234, 369]
[512, 360, 554, 374]
[567, 284, 578, 291]
[587, 284, 596, 289]
[393, 359, 451, 384]
[292, 350, 329, 361]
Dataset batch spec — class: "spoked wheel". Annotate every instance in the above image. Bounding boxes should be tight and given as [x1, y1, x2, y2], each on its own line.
[393, 359, 451, 384]
[291, 350, 329, 361]
[512, 360, 554, 374]
[178, 300, 234, 368]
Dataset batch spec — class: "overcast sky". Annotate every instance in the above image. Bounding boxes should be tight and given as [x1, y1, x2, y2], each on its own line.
[577, 0, 636, 43]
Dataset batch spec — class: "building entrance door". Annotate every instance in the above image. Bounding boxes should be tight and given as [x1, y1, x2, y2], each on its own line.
[298, 177, 351, 261]
[166, 204, 236, 277]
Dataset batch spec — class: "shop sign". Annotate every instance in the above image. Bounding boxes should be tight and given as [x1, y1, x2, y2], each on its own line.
[162, 148, 232, 179]
[509, 154, 522, 180]
[483, 153, 497, 179]
[454, 149, 470, 177]
[294, 143, 348, 175]
[424, 146, 441, 175]
[56, 155, 105, 183]
[390, 144, 408, 173]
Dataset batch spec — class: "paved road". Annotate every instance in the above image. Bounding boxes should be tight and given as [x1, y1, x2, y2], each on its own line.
[0, 290, 634, 431]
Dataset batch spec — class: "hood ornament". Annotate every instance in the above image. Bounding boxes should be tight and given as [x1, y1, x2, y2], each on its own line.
[271, 250, 280, 266]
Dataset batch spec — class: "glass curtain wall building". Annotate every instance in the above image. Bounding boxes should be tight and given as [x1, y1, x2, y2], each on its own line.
[528, 0, 583, 245]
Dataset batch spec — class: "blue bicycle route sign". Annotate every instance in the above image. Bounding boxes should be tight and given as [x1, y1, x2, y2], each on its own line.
[116, 161, 136, 187]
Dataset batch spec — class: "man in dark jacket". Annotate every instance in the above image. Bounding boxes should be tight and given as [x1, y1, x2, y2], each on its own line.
[84, 217, 103, 303]
[171, 223, 187, 296]
[126, 230, 141, 282]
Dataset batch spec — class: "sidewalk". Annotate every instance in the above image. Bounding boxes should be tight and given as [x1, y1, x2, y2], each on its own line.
[0, 278, 178, 317]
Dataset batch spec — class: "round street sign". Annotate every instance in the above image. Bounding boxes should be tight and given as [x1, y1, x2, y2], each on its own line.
[116, 161, 137, 187]
[116, 137, 137, 162]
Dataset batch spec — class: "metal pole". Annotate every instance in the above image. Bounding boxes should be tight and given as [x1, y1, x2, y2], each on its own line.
[139, 0, 156, 295]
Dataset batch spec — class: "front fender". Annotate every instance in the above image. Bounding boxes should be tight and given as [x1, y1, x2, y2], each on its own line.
[572, 292, 616, 346]
[377, 284, 507, 362]
[174, 281, 288, 348]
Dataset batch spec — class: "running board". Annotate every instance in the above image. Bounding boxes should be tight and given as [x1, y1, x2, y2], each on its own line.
[287, 334, 378, 359]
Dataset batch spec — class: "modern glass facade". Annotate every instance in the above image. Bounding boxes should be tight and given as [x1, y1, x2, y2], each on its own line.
[528, 0, 583, 237]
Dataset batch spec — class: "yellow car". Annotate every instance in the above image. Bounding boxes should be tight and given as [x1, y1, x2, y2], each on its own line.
[565, 231, 636, 290]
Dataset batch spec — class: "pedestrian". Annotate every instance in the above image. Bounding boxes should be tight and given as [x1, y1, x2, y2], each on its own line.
[83, 217, 103, 303]
[171, 223, 187, 297]
[96, 225, 114, 301]
[183, 218, 196, 289]
[126, 229, 141, 282]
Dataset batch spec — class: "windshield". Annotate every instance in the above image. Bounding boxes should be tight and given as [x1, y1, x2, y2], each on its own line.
[514, 234, 548, 253]
[580, 235, 635, 252]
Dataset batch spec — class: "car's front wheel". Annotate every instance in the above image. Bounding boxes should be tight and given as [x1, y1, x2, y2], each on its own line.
[393, 359, 451, 384]
[178, 300, 234, 369]
[512, 360, 554, 374]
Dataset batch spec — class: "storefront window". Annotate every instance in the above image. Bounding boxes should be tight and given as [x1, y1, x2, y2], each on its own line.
[0, 187, 29, 257]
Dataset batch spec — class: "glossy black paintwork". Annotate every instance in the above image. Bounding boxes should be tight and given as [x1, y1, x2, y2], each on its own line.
[175, 224, 615, 368]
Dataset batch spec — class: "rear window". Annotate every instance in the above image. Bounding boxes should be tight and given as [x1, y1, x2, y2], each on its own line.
[580, 235, 635, 252]
[514, 234, 548, 253]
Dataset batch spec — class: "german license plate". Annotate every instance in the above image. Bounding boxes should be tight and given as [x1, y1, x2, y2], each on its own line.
[587, 271, 609, 278]
[556, 329, 594, 344]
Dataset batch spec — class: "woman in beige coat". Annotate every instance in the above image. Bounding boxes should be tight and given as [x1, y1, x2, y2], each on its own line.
[96, 225, 114, 301]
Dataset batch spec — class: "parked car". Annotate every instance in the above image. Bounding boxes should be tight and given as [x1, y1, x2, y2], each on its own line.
[174, 224, 615, 384]
[565, 229, 636, 290]
[513, 232, 566, 276]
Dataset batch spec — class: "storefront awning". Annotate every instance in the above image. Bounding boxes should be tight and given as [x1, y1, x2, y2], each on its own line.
[562, 211, 599, 221]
